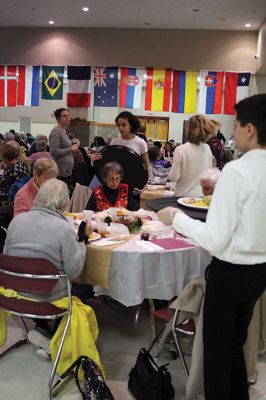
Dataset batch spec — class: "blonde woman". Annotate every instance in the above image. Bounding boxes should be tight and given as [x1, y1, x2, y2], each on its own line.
[169, 115, 213, 197]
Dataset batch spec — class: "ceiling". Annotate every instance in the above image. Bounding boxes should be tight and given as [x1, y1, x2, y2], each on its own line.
[0, 0, 265, 30]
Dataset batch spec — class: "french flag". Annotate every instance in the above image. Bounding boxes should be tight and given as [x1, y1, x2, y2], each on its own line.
[198, 71, 224, 114]
[67, 66, 91, 107]
[17, 65, 40, 106]
[224, 72, 251, 115]
[119, 67, 143, 109]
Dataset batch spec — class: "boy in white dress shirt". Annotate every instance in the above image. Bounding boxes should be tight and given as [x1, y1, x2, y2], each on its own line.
[158, 94, 266, 400]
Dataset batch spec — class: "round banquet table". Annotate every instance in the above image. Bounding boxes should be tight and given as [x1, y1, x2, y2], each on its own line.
[146, 197, 208, 222]
[77, 234, 211, 307]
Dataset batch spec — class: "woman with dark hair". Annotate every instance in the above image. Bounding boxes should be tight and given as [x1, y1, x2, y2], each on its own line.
[162, 141, 174, 159]
[86, 161, 139, 212]
[206, 120, 226, 170]
[0, 141, 30, 204]
[93, 136, 107, 150]
[169, 115, 213, 196]
[111, 111, 151, 179]
[49, 108, 78, 191]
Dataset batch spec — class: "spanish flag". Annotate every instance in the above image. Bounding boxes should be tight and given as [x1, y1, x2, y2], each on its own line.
[145, 68, 171, 112]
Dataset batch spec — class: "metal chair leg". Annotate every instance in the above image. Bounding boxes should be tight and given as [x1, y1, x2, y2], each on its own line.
[48, 312, 72, 399]
[19, 317, 29, 335]
[172, 312, 190, 378]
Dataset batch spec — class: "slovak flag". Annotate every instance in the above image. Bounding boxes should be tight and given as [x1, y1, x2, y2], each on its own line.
[119, 67, 143, 109]
[17, 65, 40, 106]
[224, 72, 251, 115]
[198, 71, 224, 114]
[0, 65, 17, 107]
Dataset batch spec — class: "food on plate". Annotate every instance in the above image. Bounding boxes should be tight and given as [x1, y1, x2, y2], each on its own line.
[88, 232, 100, 241]
[64, 211, 85, 220]
[183, 196, 212, 208]
[116, 208, 127, 216]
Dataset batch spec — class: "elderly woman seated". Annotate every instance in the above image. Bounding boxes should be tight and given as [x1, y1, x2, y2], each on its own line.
[14, 158, 59, 217]
[200, 168, 221, 196]
[0, 141, 30, 226]
[86, 161, 139, 211]
[0, 141, 30, 204]
[4, 178, 87, 354]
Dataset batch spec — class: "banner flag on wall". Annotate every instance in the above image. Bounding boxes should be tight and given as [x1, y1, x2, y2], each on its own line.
[67, 66, 91, 107]
[42, 65, 64, 100]
[17, 65, 40, 106]
[171, 70, 197, 114]
[145, 68, 171, 112]
[94, 66, 118, 107]
[0, 65, 17, 107]
[224, 72, 251, 115]
[198, 71, 224, 114]
[119, 67, 143, 109]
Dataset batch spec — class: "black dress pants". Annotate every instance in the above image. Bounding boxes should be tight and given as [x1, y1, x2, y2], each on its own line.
[203, 257, 266, 400]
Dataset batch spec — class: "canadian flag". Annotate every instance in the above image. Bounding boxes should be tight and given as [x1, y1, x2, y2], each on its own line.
[0, 65, 17, 107]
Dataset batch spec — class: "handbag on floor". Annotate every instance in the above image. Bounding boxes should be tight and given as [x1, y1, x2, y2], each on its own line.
[128, 347, 175, 400]
[74, 355, 115, 400]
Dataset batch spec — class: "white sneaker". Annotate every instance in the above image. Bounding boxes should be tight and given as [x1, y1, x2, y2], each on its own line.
[28, 330, 51, 355]
[36, 348, 51, 359]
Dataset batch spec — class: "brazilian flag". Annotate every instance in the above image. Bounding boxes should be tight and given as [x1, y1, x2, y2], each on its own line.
[42, 66, 64, 100]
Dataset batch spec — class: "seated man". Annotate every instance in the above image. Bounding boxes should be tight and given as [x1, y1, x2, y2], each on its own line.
[4, 178, 88, 354]
[86, 161, 139, 211]
[14, 158, 58, 217]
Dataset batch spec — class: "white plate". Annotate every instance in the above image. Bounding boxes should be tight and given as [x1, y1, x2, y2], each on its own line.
[87, 232, 101, 242]
[177, 197, 209, 210]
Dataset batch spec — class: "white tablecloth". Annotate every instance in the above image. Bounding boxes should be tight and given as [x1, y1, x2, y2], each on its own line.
[94, 240, 212, 307]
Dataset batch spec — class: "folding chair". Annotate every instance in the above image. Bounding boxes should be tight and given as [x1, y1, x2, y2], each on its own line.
[148, 278, 205, 379]
[66, 183, 92, 212]
[0, 254, 72, 399]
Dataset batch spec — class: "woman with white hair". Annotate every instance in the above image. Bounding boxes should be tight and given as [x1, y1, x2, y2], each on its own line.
[4, 178, 88, 354]
[200, 168, 221, 196]
[4, 178, 87, 302]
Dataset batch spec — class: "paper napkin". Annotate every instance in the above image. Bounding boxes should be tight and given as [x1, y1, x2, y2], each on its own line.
[134, 240, 164, 252]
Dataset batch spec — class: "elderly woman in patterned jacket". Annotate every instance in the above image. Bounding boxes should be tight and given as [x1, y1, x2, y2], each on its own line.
[86, 161, 139, 212]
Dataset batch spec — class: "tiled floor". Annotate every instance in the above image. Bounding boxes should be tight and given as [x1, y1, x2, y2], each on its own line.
[0, 297, 265, 400]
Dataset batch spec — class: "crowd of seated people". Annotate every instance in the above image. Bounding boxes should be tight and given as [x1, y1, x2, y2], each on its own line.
[0, 108, 243, 377]
[0, 110, 234, 231]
